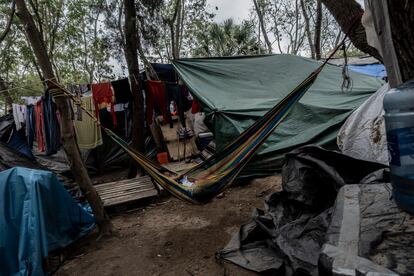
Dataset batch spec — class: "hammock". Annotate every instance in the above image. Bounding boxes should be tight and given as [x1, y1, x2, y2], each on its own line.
[102, 66, 323, 203]
[57, 42, 344, 204]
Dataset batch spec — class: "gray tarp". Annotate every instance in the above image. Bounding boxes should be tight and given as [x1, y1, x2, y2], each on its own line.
[220, 146, 413, 275]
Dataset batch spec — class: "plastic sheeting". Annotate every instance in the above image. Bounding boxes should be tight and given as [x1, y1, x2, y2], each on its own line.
[337, 83, 389, 165]
[348, 64, 387, 79]
[0, 141, 45, 172]
[173, 55, 383, 177]
[0, 114, 34, 159]
[219, 146, 389, 275]
[319, 183, 412, 275]
[0, 167, 95, 276]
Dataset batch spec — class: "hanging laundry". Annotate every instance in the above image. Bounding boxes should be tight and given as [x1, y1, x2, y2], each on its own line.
[68, 84, 83, 121]
[91, 82, 117, 127]
[12, 104, 26, 131]
[180, 85, 193, 112]
[111, 78, 132, 104]
[166, 82, 184, 127]
[192, 99, 201, 114]
[26, 104, 36, 149]
[145, 80, 171, 126]
[21, 96, 41, 106]
[35, 100, 45, 152]
[79, 84, 90, 94]
[42, 91, 61, 155]
[73, 96, 103, 150]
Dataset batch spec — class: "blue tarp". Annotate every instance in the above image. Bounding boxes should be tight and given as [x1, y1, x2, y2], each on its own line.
[0, 167, 95, 276]
[348, 64, 387, 79]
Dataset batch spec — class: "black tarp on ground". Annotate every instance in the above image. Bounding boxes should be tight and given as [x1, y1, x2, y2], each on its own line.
[218, 146, 404, 275]
[319, 183, 413, 275]
[0, 141, 80, 197]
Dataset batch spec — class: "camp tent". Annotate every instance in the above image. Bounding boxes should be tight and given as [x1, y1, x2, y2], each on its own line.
[173, 54, 383, 177]
[0, 167, 94, 275]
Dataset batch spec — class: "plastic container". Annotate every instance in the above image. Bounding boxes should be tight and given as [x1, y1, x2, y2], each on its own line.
[197, 132, 213, 150]
[383, 80, 414, 213]
[157, 152, 169, 165]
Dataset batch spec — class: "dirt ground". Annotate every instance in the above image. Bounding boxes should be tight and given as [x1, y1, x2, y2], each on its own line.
[56, 176, 282, 276]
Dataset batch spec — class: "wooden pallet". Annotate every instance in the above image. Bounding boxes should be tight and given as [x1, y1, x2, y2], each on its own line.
[157, 116, 200, 161]
[163, 161, 198, 173]
[95, 176, 158, 207]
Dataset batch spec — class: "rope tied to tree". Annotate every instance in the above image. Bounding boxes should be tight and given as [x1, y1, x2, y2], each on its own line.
[341, 41, 353, 92]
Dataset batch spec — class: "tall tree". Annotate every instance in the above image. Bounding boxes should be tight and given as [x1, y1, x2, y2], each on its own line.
[0, 1, 16, 113]
[320, 0, 382, 61]
[192, 19, 264, 57]
[321, 0, 414, 85]
[166, 0, 182, 59]
[250, 0, 340, 58]
[300, 0, 315, 58]
[15, 0, 112, 236]
[253, 0, 272, 53]
[300, 0, 322, 59]
[123, 0, 145, 178]
[313, 0, 322, 59]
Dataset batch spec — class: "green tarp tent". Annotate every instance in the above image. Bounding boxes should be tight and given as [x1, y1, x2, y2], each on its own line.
[173, 54, 383, 177]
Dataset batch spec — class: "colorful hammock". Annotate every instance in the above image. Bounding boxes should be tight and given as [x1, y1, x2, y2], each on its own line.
[57, 49, 338, 204]
[102, 65, 324, 203]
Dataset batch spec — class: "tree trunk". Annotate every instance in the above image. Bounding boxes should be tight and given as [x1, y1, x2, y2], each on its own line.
[314, 0, 322, 60]
[15, 0, 112, 236]
[300, 0, 315, 59]
[169, 0, 181, 60]
[386, 0, 414, 82]
[123, 0, 145, 179]
[0, 78, 13, 113]
[253, 0, 272, 54]
[136, 18, 159, 80]
[320, 0, 382, 62]
[0, 1, 15, 43]
[174, 0, 182, 59]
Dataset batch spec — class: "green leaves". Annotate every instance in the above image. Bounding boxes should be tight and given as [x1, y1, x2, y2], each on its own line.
[192, 18, 264, 57]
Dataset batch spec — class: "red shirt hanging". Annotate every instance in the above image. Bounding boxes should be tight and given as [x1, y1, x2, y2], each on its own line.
[91, 82, 117, 127]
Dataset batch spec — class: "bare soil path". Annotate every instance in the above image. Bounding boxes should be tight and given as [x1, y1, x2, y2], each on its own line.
[56, 176, 281, 276]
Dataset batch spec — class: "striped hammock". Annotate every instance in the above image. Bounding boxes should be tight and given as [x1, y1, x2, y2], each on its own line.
[103, 65, 324, 204]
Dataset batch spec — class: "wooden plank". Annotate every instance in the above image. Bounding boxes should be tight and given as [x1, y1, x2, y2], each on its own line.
[96, 182, 154, 194]
[95, 176, 152, 190]
[95, 179, 153, 192]
[158, 116, 200, 161]
[97, 184, 154, 197]
[95, 175, 158, 207]
[163, 161, 198, 173]
[100, 187, 156, 200]
[102, 189, 158, 207]
[165, 138, 199, 161]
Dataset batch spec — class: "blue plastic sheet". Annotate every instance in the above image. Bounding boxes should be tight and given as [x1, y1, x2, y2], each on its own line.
[0, 167, 95, 275]
[348, 64, 387, 79]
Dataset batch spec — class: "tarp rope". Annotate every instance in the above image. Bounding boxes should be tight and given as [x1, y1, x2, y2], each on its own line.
[46, 20, 359, 204]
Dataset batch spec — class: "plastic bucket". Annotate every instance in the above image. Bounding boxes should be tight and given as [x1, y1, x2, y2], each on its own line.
[157, 152, 169, 164]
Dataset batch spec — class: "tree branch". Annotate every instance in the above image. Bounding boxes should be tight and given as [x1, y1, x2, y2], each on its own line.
[0, 1, 16, 44]
[320, 0, 382, 62]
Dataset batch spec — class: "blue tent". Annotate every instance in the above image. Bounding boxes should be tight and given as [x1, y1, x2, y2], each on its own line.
[348, 64, 387, 79]
[0, 167, 95, 275]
